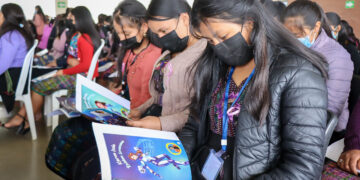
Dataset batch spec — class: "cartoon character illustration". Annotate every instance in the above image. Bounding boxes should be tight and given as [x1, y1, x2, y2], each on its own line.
[128, 147, 189, 178]
[94, 100, 128, 118]
[168, 144, 181, 153]
[90, 109, 112, 117]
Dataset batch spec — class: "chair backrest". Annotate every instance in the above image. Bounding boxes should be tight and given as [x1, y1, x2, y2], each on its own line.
[323, 111, 339, 153]
[87, 39, 105, 80]
[15, 40, 38, 97]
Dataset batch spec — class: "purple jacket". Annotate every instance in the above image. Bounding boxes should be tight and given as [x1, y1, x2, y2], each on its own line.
[311, 29, 354, 131]
[344, 99, 360, 151]
[0, 30, 28, 75]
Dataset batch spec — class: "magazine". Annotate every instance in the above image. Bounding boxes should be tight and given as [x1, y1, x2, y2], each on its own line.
[92, 123, 192, 180]
[48, 75, 130, 125]
[47, 97, 81, 118]
[31, 70, 57, 83]
[75, 74, 130, 125]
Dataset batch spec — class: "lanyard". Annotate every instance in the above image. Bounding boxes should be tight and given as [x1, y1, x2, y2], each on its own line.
[221, 67, 255, 151]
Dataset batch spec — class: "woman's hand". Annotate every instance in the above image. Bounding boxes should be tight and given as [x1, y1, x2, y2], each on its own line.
[46, 60, 57, 67]
[128, 109, 141, 120]
[338, 149, 360, 175]
[126, 116, 161, 130]
[55, 70, 64, 76]
[67, 58, 79, 67]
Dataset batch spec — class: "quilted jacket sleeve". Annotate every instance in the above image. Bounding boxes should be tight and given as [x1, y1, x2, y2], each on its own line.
[253, 58, 328, 179]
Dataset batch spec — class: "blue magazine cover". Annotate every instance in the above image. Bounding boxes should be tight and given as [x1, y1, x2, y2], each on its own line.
[92, 123, 192, 180]
[76, 75, 130, 125]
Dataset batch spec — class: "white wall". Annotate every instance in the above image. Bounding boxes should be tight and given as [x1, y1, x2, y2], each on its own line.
[0, 0, 194, 23]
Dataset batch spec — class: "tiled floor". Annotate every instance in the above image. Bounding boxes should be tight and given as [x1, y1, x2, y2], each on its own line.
[0, 118, 63, 180]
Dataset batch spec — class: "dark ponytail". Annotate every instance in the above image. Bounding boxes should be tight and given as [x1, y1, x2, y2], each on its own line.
[282, 0, 332, 38]
[0, 3, 34, 49]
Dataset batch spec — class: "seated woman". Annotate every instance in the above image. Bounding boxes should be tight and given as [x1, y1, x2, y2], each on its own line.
[0, 3, 34, 129]
[45, 1, 162, 178]
[282, 1, 353, 138]
[326, 12, 360, 75]
[33, 5, 52, 51]
[338, 98, 360, 176]
[3, 6, 100, 133]
[179, 0, 328, 179]
[34, 17, 68, 66]
[109, 0, 162, 108]
[127, 0, 207, 132]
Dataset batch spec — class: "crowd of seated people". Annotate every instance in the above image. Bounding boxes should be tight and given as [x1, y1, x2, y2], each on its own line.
[1, 0, 360, 179]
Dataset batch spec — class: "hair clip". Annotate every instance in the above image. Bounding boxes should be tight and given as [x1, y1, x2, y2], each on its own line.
[19, 23, 24, 28]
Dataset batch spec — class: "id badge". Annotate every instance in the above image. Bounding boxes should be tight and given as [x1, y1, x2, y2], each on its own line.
[201, 149, 224, 180]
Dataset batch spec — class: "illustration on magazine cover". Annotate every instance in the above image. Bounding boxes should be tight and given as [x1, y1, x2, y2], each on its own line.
[81, 85, 129, 122]
[103, 133, 191, 179]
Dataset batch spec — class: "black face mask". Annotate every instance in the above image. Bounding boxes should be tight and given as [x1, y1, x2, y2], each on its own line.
[120, 36, 142, 50]
[65, 19, 75, 30]
[148, 30, 163, 48]
[210, 32, 254, 66]
[159, 30, 188, 53]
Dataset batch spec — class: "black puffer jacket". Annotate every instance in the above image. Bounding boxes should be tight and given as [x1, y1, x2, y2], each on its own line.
[179, 51, 328, 179]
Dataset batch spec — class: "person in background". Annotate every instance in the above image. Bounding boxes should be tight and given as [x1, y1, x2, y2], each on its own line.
[111, 0, 162, 108]
[127, 0, 207, 132]
[282, 0, 353, 140]
[326, 12, 360, 75]
[34, 17, 69, 66]
[0, 3, 34, 132]
[4, 6, 100, 134]
[33, 5, 52, 50]
[179, 0, 328, 178]
[45, 10, 77, 69]
[338, 98, 360, 176]
[45, 2, 162, 178]
[260, 0, 286, 20]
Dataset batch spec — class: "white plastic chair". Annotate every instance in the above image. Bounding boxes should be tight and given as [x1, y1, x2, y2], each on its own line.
[0, 40, 38, 140]
[45, 39, 105, 131]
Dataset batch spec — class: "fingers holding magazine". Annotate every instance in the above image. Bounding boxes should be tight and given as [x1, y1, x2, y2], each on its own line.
[126, 116, 161, 130]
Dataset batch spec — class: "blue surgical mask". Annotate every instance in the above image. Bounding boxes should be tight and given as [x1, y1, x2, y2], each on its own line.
[331, 31, 338, 40]
[297, 31, 315, 48]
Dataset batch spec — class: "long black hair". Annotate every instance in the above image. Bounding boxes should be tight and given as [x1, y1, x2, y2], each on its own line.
[0, 3, 34, 49]
[55, 17, 67, 38]
[190, 0, 327, 122]
[338, 20, 360, 49]
[282, 0, 332, 38]
[113, 0, 147, 85]
[71, 6, 101, 50]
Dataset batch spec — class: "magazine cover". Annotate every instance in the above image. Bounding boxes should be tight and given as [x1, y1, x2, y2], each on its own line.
[76, 74, 130, 125]
[92, 123, 192, 180]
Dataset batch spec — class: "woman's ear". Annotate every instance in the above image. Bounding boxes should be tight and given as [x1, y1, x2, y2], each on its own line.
[314, 21, 321, 34]
[179, 12, 190, 37]
[180, 12, 190, 26]
[140, 22, 149, 37]
[336, 24, 342, 33]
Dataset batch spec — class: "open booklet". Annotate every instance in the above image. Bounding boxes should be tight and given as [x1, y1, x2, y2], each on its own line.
[92, 123, 192, 180]
[48, 74, 130, 125]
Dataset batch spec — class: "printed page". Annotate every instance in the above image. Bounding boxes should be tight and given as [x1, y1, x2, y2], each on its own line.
[326, 138, 344, 162]
[75, 74, 130, 125]
[31, 70, 57, 83]
[92, 123, 192, 180]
